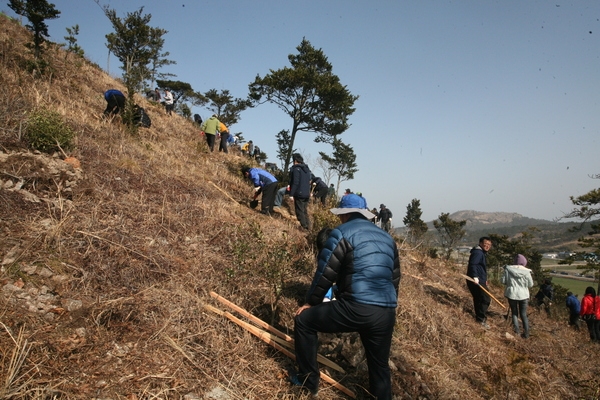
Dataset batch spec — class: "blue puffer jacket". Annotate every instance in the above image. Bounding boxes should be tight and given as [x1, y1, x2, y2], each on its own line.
[305, 214, 401, 307]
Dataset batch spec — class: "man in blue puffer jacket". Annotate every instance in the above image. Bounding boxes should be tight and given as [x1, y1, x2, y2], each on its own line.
[292, 194, 401, 399]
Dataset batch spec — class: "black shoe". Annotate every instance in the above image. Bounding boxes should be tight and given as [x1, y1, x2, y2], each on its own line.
[289, 373, 318, 397]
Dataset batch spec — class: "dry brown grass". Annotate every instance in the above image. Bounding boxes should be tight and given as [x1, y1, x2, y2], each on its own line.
[1, 15, 600, 400]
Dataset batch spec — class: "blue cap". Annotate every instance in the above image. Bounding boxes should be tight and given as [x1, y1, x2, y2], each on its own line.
[330, 194, 374, 219]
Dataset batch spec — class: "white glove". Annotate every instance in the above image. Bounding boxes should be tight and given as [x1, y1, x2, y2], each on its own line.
[254, 186, 261, 192]
[473, 277, 479, 284]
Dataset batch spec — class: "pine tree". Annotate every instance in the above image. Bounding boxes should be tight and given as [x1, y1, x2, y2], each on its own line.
[8, 0, 61, 59]
[403, 199, 428, 244]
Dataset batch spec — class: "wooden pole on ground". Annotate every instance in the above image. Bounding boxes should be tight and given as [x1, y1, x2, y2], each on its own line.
[209, 291, 345, 373]
[204, 303, 355, 398]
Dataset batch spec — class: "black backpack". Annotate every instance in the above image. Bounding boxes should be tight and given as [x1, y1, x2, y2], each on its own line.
[134, 106, 151, 128]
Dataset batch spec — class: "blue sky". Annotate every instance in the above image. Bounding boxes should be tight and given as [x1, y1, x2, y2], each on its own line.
[4, 1, 599, 223]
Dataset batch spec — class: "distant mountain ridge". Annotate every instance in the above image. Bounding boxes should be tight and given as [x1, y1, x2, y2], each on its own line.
[416, 210, 592, 251]
[438, 210, 555, 230]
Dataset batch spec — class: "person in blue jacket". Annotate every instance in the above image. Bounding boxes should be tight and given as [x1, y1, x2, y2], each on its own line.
[466, 236, 492, 328]
[565, 291, 581, 329]
[103, 89, 125, 116]
[291, 193, 401, 399]
[241, 166, 278, 215]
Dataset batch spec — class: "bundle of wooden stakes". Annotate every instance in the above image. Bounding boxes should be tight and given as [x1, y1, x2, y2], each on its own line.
[206, 291, 356, 398]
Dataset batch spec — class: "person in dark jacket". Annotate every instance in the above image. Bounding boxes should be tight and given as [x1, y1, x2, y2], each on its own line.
[242, 166, 278, 215]
[103, 89, 125, 116]
[565, 291, 581, 330]
[378, 204, 393, 232]
[288, 153, 311, 229]
[466, 236, 492, 328]
[292, 193, 401, 399]
[310, 175, 328, 206]
[535, 278, 554, 316]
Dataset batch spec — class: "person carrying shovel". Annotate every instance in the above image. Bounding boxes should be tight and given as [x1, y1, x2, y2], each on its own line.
[241, 166, 278, 215]
[466, 237, 493, 329]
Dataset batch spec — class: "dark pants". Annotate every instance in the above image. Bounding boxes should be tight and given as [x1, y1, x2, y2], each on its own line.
[104, 94, 125, 116]
[206, 133, 216, 152]
[261, 182, 277, 214]
[294, 197, 310, 229]
[569, 313, 581, 330]
[313, 186, 328, 206]
[585, 319, 600, 341]
[294, 299, 396, 399]
[219, 133, 229, 153]
[466, 280, 491, 322]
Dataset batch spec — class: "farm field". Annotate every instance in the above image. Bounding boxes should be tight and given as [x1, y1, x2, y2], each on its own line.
[541, 258, 597, 297]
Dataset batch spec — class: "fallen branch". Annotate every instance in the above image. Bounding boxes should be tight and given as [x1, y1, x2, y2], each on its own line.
[204, 303, 355, 398]
[461, 274, 507, 309]
[210, 291, 344, 373]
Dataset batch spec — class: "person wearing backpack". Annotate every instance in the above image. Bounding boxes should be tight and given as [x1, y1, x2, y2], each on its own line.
[580, 286, 600, 342]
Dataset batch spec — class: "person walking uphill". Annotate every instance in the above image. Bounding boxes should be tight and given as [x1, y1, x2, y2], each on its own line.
[378, 204, 393, 232]
[292, 193, 401, 399]
[288, 153, 311, 230]
[242, 166, 278, 215]
[501, 254, 534, 338]
[200, 114, 221, 152]
[466, 236, 492, 328]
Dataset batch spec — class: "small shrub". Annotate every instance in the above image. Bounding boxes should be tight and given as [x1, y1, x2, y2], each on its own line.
[25, 108, 74, 153]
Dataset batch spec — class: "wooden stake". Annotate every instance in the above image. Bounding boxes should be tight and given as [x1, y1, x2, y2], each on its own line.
[209, 291, 345, 373]
[204, 303, 355, 398]
[461, 274, 507, 309]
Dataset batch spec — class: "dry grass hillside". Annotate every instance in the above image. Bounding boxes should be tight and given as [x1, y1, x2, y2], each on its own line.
[1, 15, 599, 400]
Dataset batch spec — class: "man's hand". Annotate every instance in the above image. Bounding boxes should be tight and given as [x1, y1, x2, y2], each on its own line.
[473, 277, 479, 284]
[295, 304, 311, 316]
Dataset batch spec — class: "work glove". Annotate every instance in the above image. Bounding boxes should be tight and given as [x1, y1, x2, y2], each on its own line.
[254, 186, 261, 193]
[473, 277, 479, 284]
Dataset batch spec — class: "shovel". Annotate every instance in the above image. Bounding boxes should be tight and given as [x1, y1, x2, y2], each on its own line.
[249, 199, 259, 209]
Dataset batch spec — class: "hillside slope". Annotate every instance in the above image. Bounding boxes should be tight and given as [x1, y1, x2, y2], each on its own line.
[1, 16, 599, 400]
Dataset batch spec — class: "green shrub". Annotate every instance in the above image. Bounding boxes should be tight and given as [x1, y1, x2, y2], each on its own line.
[25, 108, 74, 153]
